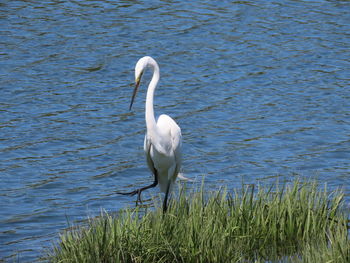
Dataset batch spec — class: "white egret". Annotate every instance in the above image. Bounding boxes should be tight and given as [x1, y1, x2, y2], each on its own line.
[118, 56, 182, 212]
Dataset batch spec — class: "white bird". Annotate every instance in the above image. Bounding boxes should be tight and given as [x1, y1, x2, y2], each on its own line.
[118, 56, 182, 212]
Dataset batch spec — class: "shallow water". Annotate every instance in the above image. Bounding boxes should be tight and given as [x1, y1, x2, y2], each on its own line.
[1, 0, 349, 261]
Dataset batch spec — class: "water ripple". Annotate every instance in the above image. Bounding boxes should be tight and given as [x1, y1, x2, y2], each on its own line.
[1, 0, 350, 261]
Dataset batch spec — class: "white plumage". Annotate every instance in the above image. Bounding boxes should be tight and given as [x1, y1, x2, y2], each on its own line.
[118, 56, 182, 212]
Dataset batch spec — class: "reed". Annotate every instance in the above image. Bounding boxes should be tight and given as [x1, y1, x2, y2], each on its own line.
[48, 179, 349, 262]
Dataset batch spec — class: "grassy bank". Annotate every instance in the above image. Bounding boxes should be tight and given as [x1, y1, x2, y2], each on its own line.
[48, 180, 349, 262]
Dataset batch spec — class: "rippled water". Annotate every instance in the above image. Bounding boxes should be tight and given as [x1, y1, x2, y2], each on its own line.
[1, 0, 350, 261]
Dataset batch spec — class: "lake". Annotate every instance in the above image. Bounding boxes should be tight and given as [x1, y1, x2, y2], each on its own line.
[1, 0, 349, 261]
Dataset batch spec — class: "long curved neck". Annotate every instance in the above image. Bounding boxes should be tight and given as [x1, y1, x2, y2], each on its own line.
[145, 61, 160, 134]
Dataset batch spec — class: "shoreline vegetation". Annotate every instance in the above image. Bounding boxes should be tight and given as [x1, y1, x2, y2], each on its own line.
[48, 179, 349, 262]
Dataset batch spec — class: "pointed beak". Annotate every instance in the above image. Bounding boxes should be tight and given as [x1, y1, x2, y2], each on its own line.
[129, 73, 142, 110]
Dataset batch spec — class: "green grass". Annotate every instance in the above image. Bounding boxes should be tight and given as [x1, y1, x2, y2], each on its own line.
[48, 179, 349, 262]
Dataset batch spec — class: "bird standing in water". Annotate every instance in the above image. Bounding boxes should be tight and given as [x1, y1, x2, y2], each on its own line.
[118, 56, 182, 212]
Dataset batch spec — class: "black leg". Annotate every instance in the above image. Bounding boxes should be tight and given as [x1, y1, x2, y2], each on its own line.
[117, 171, 158, 205]
[163, 181, 171, 213]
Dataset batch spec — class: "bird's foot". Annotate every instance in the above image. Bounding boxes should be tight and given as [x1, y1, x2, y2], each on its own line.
[117, 189, 143, 205]
[116, 189, 139, 196]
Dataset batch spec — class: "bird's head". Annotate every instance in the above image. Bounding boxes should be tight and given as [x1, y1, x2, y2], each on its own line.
[134, 56, 150, 82]
[130, 56, 157, 110]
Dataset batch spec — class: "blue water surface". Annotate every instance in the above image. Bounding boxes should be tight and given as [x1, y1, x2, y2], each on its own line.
[1, 0, 349, 261]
